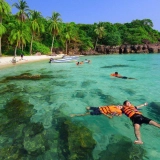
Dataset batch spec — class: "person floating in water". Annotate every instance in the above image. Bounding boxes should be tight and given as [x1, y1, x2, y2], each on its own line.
[110, 72, 136, 79]
[70, 105, 123, 118]
[76, 61, 80, 65]
[122, 100, 160, 144]
[76, 61, 84, 65]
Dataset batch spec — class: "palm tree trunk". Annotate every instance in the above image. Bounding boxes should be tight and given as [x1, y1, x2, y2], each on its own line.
[0, 17, 2, 57]
[22, 44, 23, 51]
[14, 46, 17, 57]
[94, 37, 98, 51]
[66, 41, 68, 54]
[21, 22, 23, 51]
[30, 34, 33, 55]
[51, 36, 54, 53]
[0, 37, 2, 57]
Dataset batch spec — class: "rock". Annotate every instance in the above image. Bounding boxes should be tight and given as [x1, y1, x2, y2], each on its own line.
[23, 133, 46, 155]
[35, 52, 41, 56]
[99, 134, 147, 160]
[95, 43, 160, 54]
[56, 117, 96, 159]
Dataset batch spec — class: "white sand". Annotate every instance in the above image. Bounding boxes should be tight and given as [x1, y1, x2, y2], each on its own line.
[0, 54, 64, 69]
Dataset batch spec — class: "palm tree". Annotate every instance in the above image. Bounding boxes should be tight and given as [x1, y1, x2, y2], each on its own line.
[29, 10, 44, 55]
[12, 0, 30, 51]
[60, 22, 79, 54]
[8, 20, 30, 57]
[0, 0, 11, 56]
[94, 22, 105, 50]
[48, 12, 62, 53]
[12, 0, 29, 22]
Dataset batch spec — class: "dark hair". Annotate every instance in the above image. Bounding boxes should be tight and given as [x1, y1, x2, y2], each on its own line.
[115, 72, 118, 74]
[123, 100, 128, 105]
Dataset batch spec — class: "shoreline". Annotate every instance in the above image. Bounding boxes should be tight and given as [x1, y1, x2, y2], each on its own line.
[0, 54, 64, 69]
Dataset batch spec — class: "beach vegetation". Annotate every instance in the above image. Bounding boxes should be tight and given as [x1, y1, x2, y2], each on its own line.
[78, 30, 93, 51]
[8, 20, 30, 56]
[12, 0, 30, 52]
[94, 22, 106, 50]
[60, 22, 80, 54]
[12, 0, 30, 22]
[0, 0, 11, 56]
[28, 10, 45, 55]
[32, 41, 50, 54]
[0, 1, 160, 56]
[48, 12, 62, 53]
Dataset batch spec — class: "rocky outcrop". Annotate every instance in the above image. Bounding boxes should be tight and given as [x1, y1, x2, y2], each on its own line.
[52, 43, 160, 55]
[95, 43, 160, 54]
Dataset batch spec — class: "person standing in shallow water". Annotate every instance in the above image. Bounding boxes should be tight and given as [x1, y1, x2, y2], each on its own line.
[122, 100, 160, 144]
[21, 53, 24, 60]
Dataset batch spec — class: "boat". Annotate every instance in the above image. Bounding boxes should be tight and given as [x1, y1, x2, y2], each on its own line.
[50, 59, 77, 63]
[62, 56, 79, 60]
[49, 56, 79, 63]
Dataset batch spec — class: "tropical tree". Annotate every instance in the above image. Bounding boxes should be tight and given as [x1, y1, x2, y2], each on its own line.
[60, 22, 79, 54]
[78, 30, 93, 51]
[29, 10, 44, 55]
[48, 12, 62, 53]
[8, 20, 30, 56]
[94, 22, 105, 50]
[0, 0, 11, 56]
[12, 0, 29, 22]
[12, 0, 30, 51]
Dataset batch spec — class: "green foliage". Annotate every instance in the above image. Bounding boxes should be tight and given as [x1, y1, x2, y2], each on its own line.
[1, 1, 160, 54]
[0, 23, 6, 36]
[0, 0, 11, 16]
[94, 22, 106, 39]
[106, 31, 122, 46]
[12, 0, 30, 22]
[32, 41, 50, 54]
[79, 30, 93, 51]
[123, 27, 151, 44]
[8, 21, 30, 47]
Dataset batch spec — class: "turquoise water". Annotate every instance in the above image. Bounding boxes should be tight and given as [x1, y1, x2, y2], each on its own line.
[0, 54, 160, 159]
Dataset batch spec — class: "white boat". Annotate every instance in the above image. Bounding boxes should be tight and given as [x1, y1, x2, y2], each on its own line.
[51, 59, 76, 63]
[63, 56, 79, 60]
[49, 56, 79, 63]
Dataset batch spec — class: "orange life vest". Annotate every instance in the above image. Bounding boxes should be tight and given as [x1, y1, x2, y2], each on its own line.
[99, 105, 122, 116]
[110, 73, 121, 77]
[122, 104, 142, 118]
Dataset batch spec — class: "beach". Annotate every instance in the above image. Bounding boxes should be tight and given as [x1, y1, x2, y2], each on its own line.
[0, 54, 64, 69]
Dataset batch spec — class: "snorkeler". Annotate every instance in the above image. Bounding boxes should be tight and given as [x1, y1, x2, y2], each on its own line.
[122, 100, 160, 144]
[70, 105, 122, 119]
[110, 72, 136, 79]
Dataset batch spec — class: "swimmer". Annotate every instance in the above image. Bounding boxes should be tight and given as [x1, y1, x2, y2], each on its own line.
[70, 105, 123, 119]
[110, 72, 136, 79]
[122, 100, 160, 144]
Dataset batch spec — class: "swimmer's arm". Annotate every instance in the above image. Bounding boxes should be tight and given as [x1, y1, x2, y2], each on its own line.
[136, 102, 148, 109]
[104, 114, 112, 119]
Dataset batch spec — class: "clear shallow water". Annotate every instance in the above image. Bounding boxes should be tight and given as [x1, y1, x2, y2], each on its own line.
[0, 54, 160, 159]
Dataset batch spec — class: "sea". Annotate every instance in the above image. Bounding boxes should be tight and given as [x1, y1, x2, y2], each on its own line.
[0, 53, 160, 160]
